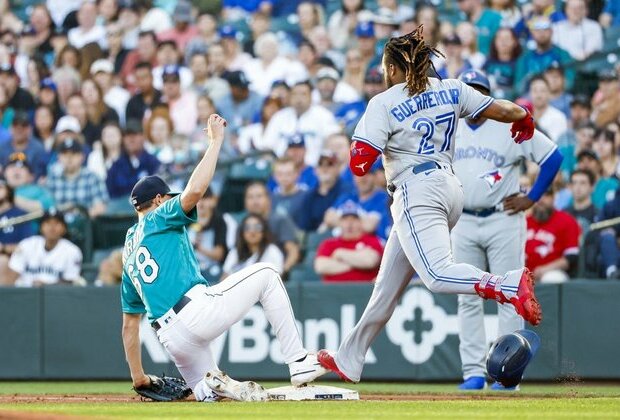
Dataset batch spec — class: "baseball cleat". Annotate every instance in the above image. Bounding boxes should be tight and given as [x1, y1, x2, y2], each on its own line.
[289, 352, 329, 386]
[204, 370, 268, 402]
[458, 376, 486, 390]
[317, 350, 354, 383]
[510, 268, 542, 326]
[490, 382, 520, 391]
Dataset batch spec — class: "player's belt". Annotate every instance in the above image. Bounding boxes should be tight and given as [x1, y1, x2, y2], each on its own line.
[462, 207, 498, 217]
[151, 295, 192, 331]
[387, 161, 443, 193]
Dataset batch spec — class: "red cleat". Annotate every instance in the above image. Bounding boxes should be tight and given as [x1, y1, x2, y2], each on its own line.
[317, 350, 353, 383]
[510, 268, 542, 326]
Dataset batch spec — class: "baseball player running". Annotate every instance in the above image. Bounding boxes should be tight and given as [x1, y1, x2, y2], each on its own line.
[121, 114, 326, 402]
[317, 28, 541, 383]
[452, 70, 562, 390]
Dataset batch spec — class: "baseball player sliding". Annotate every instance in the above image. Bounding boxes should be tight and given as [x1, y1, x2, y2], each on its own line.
[317, 27, 541, 383]
[121, 115, 327, 402]
[452, 70, 562, 390]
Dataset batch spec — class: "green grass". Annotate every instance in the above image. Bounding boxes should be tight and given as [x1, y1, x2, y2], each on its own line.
[0, 382, 619, 419]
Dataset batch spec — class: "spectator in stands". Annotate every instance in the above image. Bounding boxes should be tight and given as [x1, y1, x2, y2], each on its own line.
[526, 188, 581, 282]
[315, 200, 383, 282]
[186, 13, 220, 59]
[207, 42, 228, 78]
[600, 0, 620, 28]
[341, 48, 364, 97]
[271, 157, 307, 218]
[94, 249, 123, 286]
[297, 39, 320, 79]
[295, 151, 347, 232]
[120, 31, 158, 91]
[544, 64, 572, 117]
[244, 32, 307, 97]
[456, 21, 486, 70]
[125, 61, 162, 123]
[51, 66, 81, 111]
[46, 138, 108, 218]
[489, 0, 522, 28]
[68, 1, 105, 49]
[244, 181, 300, 274]
[153, 40, 192, 90]
[0, 111, 47, 179]
[594, 126, 620, 178]
[54, 45, 82, 72]
[314, 67, 344, 114]
[413, 4, 441, 47]
[219, 25, 253, 71]
[190, 188, 227, 282]
[596, 186, 620, 278]
[161, 65, 197, 136]
[323, 133, 354, 189]
[33, 105, 55, 152]
[456, 0, 502, 56]
[553, 0, 603, 61]
[355, 22, 378, 70]
[336, 65, 385, 137]
[514, 17, 574, 94]
[4, 153, 54, 212]
[241, 12, 272, 55]
[188, 52, 229, 102]
[263, 80, 340, 166]
[565, 169, 598, 231]
[81, 78, 120, 141]
[576, 150, 619, 208]
[222, 213, 284, 278]
[106, 119, 160, 199]
[6, 209, 83, 287]
[28, 4, 55, 60]
[216, 70, 263, 136]
[157, 0, 198, 54]
[278, 133, 318, 191]
[37, 77, 62, 122]
[64, 93, 97, 146]
[484, 28, 521, 100]
[0, 64, 35, 113]
[569, 94, 593, 129]
[559, 121, 596, 179]
[238, 96, 283, 154]
[591, 69, 620, 128]
[87, 121, 122, 180]
[90, 59, 130, 124]
[103, 22, 129, 75]
[514, 0, 566, 40]
[529, 76, 568, 143]
[327, 0, 365, 50]
[0, 180, 34, 284]
[436, 34, 472, 79]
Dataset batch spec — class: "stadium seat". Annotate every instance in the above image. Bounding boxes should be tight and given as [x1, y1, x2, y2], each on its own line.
[288, 265, 320, 283]
[65, 209, 93, 263]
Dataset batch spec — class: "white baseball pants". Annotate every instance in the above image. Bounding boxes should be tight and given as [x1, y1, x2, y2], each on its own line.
[335, 167, 523, 382]
[452, 212, 525, 380]
[154, 263, 306, 400]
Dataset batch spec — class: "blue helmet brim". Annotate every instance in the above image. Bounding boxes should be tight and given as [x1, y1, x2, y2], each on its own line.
[515, 329, 541, 357]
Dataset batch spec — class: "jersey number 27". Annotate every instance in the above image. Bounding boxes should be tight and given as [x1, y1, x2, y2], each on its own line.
[413, 111, 456, 155]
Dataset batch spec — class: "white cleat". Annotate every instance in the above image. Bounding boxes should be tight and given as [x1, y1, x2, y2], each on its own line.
[204, 370, 268, 402]
[289, 352, 329, 387]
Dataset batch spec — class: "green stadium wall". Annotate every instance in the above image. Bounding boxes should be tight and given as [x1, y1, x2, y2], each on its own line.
[0, 281, 617, 381]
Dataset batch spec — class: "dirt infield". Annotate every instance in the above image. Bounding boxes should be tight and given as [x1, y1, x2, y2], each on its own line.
[0, 393, 559, 404]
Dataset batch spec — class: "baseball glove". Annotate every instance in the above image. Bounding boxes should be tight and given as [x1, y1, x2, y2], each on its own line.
[133, 375, 192, 402]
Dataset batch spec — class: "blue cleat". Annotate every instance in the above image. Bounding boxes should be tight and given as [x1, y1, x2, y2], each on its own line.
[490, 382, 520, 391]
[458, 376, 486, 390]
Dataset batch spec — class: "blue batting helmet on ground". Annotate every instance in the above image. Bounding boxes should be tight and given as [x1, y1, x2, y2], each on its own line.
[458, 69, 491, 92]
[486, 329, 540, 388]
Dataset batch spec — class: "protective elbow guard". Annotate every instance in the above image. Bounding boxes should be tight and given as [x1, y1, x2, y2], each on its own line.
[349, 140, 380, 176]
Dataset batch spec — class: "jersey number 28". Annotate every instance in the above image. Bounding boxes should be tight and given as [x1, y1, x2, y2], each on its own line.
[413, 111, 456, 155]
[136, 246, 159, 283]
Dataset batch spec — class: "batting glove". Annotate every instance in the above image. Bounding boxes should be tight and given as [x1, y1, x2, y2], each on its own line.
[510, 106, 535, 144]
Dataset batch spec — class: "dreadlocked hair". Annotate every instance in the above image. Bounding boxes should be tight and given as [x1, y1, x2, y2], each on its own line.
[384, 25, 444, 97]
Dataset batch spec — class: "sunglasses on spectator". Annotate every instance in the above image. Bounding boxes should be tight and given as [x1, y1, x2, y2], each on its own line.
[243, 223, 264, 232]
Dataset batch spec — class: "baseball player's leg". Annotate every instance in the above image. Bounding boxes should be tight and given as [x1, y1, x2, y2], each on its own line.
[334, 227, 416, 382]
[452, 216, 489, 380]
[394, 174, 490, 295]
[486, 213, 526, 336]
[189, 263, 307, 363]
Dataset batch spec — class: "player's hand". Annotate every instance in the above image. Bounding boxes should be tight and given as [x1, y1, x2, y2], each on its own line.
[510, 107, 535, 144]
[204, 114, 227, 144]
[132, 373, 152, 388]
[503, 194, 534, 215]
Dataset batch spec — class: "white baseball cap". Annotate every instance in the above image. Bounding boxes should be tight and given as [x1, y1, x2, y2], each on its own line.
[90, 59, 114, 76]
[55, 115, 81, 134]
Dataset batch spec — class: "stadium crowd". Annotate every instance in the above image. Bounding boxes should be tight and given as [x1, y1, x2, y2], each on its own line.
[0, 0, 619, 287]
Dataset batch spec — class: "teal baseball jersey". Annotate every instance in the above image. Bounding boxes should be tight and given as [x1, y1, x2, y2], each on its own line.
[120, 195, 208, 321]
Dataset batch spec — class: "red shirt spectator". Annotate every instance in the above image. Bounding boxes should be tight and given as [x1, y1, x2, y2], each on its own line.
[315, 201, 383, 282]
[525, 190, 581, 282]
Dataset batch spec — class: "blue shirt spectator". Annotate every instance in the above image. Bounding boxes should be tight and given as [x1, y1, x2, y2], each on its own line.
[215, 71, 264, 136]
[0, 111, 48, 180]
[0, 181, 35, 249]
[602, 0, 620, 27]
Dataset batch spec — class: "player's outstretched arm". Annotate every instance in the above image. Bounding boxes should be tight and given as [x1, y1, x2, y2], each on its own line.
[122, 313, 150, 388]
[480, 100, 535, 144]
[180, 114, 227, 214]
